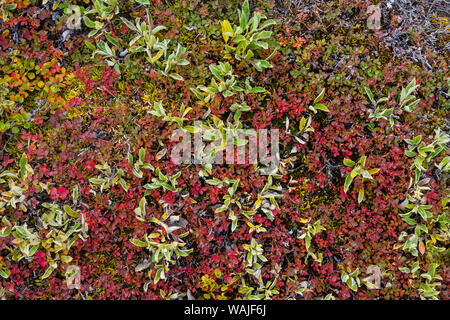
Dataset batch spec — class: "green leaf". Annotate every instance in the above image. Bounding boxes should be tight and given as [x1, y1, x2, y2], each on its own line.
[118, 178, 129, 192]
[151, 25, 167, 35]
[72, 185, 79, 205]
[361, 170, 373, 180]
[258, 60, 272, 68]
[0, 268, 10, 279]
[61, 255, 73, 264]
[205, 179, 219, 187]
[63, 205, 80, 218]
[240, 0, 250, 29]
[304, 233, 311, 251]
[359, 155, 367, 167]
[209, 65, 224, 81]
[256, 30, 272, 40]
[343, 158, 355, 167]
[120, 17, 137, 31]
[0, 227, 11, 237]
[399, 267, 410, 273]
[348, 279, 358, 292]
[105, 33, 119, 47]
[231, 218, 238, 232]
[169, 73, 184, 81]
[139, 148, 146, 163]
[404, 150, 416, 157]
[41, 264, 57, 280]
[89, 178, 105, 185]
[131, 238, 147, 248]
[314, 88, 325, 104]
[313, 103, 329, 112]
[404, 99, 419, 112]
[19, 153, 27, 179]
[344, 174, 354, 193]
[84, 40, 97, 51]
[215, 205, 228, 213]
[154, 268, 162, 284]
[83, 15, 95, 29]
[364, 87, 375, 105]
[358, 188, 364, 203]
[249, 87, 265, 94]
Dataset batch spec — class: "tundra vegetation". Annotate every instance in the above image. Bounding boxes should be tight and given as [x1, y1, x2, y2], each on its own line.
[0, 0, 448, 300]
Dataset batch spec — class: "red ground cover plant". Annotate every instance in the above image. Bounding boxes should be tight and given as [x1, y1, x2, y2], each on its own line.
[0, 0, 448, 300]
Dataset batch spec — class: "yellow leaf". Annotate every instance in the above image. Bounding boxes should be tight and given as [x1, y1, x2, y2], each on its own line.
[221, 20, 233, 43]
[430, 235, 436, 245]
[153, 49, 164, 63]
[253, 194, 262, 208]
[299, 116, 306, 131]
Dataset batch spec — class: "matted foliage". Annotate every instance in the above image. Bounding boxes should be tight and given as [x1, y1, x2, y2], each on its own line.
[0, 0, 448, 300]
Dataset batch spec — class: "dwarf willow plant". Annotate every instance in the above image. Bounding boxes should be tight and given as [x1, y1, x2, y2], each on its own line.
[126, 148, 181, 193]
[128, 148, 154, 179]
[340, 267, 361, 292]
[183, 114, 250, 175]
[143, 168, 182, 193]
[83, 0, 120, 37]
[298, 220, 326, 264]
[86, 37, 122, 73]
[8, 202, 88, 280]
[191, 62, 242, 102]
[206, 176, 260, 226]
[121, 13, 189, 80]
[0, 1, 16, 21]
[1, 157, 86, 280]
[283, 88, 328, 148]
[293, 115, 314, 144]
[364, 78, 419, 127]
[230, 101, 252, 121]
[214, 178, 241, 231]
[398, 207, 447, 300]
[131, 205, 192, 286]
[236, 274, 279, 300]
[221, 0, 277, 71]
[127, 148, 192, 286]
[209, 175, 281, 232]
[404, 129, 449, 183]
[308, 88, 329, 113]
[0, 258, 9, 279]
[149, 101, 192, 127]
[343, 155, 380, 203]
[253, 280, 279, 300]
[397, 129, 449, 299]
[88, 160, 129, 193]
[252, 175, 282, 221]
[0, 153, 33, 214]
[243, 238, 268, 281]
[415, 264, 444, 300]
[81, 0, 124, 73]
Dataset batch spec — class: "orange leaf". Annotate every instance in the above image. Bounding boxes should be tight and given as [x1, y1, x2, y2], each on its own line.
[418, 241, 426, 255]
